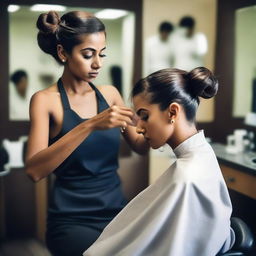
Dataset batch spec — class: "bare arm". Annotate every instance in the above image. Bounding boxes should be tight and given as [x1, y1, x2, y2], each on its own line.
[25, 91, 134, 182]
[100, 85, 150, 155]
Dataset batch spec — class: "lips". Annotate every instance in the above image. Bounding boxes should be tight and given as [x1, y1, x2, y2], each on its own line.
[89, 72, 99, 78]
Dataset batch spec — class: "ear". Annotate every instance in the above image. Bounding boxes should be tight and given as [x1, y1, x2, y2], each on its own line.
[57, 44, 67, 63]
[168, 102, 180, 120]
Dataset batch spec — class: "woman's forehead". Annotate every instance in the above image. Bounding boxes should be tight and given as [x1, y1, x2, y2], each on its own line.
[77, 32, 106, 48]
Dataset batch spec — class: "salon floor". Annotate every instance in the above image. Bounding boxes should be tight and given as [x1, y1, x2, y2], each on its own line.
[0, 239, 51, 256]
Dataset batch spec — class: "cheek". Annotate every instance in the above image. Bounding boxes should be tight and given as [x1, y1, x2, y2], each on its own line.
[70, 58, 90, 73]
[152, 123, 171, 140]
[147, 122, 164, 136]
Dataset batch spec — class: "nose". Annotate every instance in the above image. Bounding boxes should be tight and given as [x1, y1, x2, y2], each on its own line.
[136, 120, 146, 135]
[136, 127, 146, 135]
[92, 55, 102, 70]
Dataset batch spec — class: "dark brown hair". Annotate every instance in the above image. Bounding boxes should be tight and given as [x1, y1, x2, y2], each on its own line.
[132, 67, 218, 122]
[36, 11, 105, 64]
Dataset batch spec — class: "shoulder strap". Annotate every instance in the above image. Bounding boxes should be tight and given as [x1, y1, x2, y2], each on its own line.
[57, 78, 70, 110]
[89, 83, 110, 111]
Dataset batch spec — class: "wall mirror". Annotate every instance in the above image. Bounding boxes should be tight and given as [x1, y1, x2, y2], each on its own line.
[233, 5, 256, 118]
[8, 4, 135, 121]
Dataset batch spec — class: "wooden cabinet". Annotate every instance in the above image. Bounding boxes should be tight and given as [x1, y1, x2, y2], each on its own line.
[220, 165, 256, 199]
[220, 164, 256, 234]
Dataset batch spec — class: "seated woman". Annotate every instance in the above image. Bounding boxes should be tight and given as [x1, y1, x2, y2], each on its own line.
[83, 67, 235, 256]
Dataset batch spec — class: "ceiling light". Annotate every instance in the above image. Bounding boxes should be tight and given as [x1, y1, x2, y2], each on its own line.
[8, 5, 20, 13]
[30, 4, 66, 12]
[95, 9, 128, 19]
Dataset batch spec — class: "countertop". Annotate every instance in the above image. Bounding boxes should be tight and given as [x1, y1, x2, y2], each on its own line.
[211, 143, 256, 176]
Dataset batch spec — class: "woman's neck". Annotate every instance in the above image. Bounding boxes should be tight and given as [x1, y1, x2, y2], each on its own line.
[167, 121, 198, 149]
[61, 69, 91, 94]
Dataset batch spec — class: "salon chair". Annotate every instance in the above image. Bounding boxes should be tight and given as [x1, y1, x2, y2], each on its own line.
[0, 143, 10, 176]
[221, 217, 255, 256]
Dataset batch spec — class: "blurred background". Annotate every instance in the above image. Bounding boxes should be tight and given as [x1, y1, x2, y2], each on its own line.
[0, 0, 255, 255]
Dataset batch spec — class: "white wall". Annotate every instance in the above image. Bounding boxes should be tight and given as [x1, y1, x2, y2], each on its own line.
[94, 19, 122, 86]
[121, 13, 135, 104]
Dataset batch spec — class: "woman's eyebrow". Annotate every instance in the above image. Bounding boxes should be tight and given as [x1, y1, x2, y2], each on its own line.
[80, 47, 106, 52]
[80, 47, 95, 52]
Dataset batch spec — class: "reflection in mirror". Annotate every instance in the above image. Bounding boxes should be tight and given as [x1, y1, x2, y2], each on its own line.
[233, 5, 256, 118]
[8, 5, 135, 121]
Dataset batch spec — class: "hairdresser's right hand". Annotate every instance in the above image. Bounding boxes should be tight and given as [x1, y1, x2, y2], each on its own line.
[88, 105, 136, 131]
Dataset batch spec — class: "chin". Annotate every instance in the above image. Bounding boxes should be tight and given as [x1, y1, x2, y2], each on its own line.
[151, 143, 164, 150]
[85, 78, 94, 83]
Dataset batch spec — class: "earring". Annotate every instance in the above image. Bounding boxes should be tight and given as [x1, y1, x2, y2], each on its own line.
[169, 119, 175, 124]
[120, 127, 126, 133]
[62, 59, 66, 63]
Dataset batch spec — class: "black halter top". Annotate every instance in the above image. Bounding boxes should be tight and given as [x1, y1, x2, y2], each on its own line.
[47, 78, 127, 225]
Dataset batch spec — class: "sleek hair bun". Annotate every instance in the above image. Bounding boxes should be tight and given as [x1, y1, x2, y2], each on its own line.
[186, 67, 218, 99]
[36, 11, 60, 57]
[36, 11, 60, 34]
[36, 10, 106, 64]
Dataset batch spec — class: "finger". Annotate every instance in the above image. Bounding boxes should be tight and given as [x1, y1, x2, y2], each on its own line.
[111, 105, 134, 113]
[110, 108, 134, 121]
[116, 109, 134, 118]
[118, 106, 134, 111]
[131, 114, 139, 126]
[118, 121, 128, 130]
[110, 120, 127, 129]
[116, 115, 133, 126]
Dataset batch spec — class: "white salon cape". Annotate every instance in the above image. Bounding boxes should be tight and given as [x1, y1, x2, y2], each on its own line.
[84, 131, 235, 256]
[144, 35, 173, 76]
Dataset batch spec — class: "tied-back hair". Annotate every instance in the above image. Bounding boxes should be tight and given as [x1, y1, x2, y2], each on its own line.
[36, 11, 105, 64]
[132, 67, 218, 122]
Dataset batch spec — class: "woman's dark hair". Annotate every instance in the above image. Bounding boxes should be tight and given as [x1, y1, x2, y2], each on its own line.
[36, 11, 105, 64]
[132, 67, 218, 122]
[10, 70, 28, 85]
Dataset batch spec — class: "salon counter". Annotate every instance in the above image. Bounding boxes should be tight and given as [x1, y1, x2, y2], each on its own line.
[211, 143, 256, 234]
[211, 143, 256, 200]
[211, 143, 256, 176]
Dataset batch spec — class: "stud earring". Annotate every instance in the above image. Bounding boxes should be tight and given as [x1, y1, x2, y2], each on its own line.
[62, 59, 66, 63]
[170, 119, 175, 124]
[120, 127, 126, 133]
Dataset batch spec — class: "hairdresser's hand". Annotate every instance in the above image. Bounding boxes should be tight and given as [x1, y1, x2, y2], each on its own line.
[88, 105, 136, 131]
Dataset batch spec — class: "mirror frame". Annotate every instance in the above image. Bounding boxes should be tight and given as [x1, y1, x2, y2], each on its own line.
[214, 0, 256, 143]
[0, 0, 142, 141]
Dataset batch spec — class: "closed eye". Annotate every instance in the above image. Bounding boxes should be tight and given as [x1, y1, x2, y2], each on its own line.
[141, 115, 148, 121]
[83, 55, 93, 59]
[83, 53, 106, 59]
[137, 109, 149, 121]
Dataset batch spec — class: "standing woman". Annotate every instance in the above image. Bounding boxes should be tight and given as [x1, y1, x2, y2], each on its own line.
[25, 11, 148, 256]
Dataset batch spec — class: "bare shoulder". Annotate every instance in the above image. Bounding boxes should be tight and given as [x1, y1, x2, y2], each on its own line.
[97, 85, 123, 106]
[30, 83, 59, 110]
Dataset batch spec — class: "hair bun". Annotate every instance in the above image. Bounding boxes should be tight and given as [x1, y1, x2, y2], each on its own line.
[186, 67, 218, 99]
[36, 11, 60, 34]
